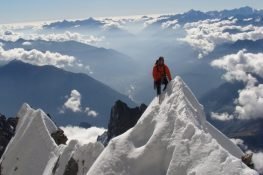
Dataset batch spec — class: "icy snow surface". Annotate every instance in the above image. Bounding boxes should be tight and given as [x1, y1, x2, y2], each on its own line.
[87, 76, 258, 175]
[0, 103, 103, 175]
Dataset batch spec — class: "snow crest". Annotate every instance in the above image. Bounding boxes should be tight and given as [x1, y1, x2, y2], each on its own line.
[87, 76, 258, 175]
[0, 103, 103, 175]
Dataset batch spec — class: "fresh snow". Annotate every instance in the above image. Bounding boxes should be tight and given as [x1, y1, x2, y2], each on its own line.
[0, 103, 104, 175]
[0, 103, 58, 175]
[87, 76, 258, 175]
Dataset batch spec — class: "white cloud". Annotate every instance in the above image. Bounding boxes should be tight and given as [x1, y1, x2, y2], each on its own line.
[0, 30, 21, 42]
[143, 16, 169, 28]
[126, 84, 136, 102]
[61, 126, 106, 145]
[0, 29, 104, 45]
[230, 138, 248, 150]
[180, 19, 263, 58]
[212, 50, 263, 120]
[211, 50, 263, 85]
[235, 85, 263, 119]
[29, 31, 104, 44]
[244, 18, 253, 22]
[85, 107, 98, 117]
[252, 152, 263, 174]
[22, 41, 32, 46]
[88, 111, 98, 117]
[0, 46, 75, 68]
[211, 112, 234, 121]
[63, 90, 98, 117]
[85, 65, 93, 74]
[0, 22, 42, 31]
[102, 19, 123, 30]
[161, 20, 179, 29]
[64, 90, 82, 112]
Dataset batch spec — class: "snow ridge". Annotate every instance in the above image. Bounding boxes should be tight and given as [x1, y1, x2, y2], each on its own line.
[0, 103, 103, 175]
[87, 76, 257, 175]
[0, 103, 58, 175]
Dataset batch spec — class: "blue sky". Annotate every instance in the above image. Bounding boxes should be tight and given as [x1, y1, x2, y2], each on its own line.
[1, 0, 263, 24]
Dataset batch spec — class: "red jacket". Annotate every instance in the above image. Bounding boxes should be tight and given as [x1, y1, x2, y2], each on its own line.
[152, 64, 172, 81]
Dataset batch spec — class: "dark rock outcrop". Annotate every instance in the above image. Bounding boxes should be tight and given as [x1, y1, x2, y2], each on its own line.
[241, 153, 254, 169]
[52, 156, 60, 175]
[0, 114, 18, 158]
[98, 100, 147, 146]
[51, 128, 68, 145]
[63, 157, 78, 175]
[97, 131, 108, 146]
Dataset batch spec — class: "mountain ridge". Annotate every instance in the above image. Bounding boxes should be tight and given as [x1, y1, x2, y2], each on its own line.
[88, 77, 257, 175]
[0, 60, 135, 127]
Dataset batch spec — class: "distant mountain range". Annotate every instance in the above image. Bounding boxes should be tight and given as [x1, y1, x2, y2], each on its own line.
[148, 6, 263, 28]
[43, 17, 104, 29]
[208, 39, 263, 59]
[42, 7, 263, 32]
[0, 61, 135, 127]
[0, 39, 138, 93]
[42, 17, 134, 38]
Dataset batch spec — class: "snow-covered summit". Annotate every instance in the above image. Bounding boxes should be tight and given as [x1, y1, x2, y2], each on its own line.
[0, 103, 58, 175]
[0, 103, 104, 175]
[87, 76, 258, 175]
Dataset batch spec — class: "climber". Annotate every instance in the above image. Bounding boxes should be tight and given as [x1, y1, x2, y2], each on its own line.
[152, 56, 172, 96]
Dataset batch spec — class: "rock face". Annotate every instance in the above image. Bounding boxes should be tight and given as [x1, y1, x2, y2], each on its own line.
[51, 128, 68, 145]
[98, 100, 147, 145]
[242, 153, 254, 169]
[63, 157, 78, 175]
[0, 114, 18, 158]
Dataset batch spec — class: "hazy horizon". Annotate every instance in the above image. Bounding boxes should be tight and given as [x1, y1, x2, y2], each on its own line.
[1, 0, 263, 24]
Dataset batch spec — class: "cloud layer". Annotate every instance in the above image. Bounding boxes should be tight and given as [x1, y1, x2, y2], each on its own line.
[0, 46, 75, 68]
[181, 18, 263, 58]
[212, 50, 263, 119]
[0, 28, 103, 45]
[235, 85, 263, 119]
[161, 20, 180, 29]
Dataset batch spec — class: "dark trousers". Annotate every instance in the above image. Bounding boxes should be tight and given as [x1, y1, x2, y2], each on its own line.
[154, 77, 168, 95]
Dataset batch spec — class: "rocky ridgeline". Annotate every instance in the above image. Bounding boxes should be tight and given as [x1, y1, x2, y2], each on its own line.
[0, 114, 18, 158]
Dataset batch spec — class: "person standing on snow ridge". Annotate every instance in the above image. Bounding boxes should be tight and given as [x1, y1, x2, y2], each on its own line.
[152, 56, 172, 96]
